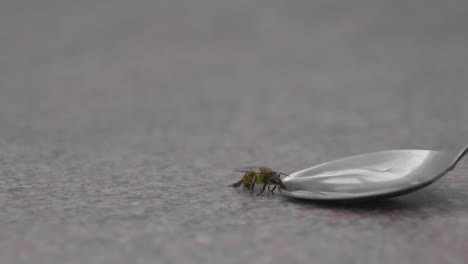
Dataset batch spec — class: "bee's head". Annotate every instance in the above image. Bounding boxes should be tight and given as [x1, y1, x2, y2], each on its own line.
[270, 172, 287, 190]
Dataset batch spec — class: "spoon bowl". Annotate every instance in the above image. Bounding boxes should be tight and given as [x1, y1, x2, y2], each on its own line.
[282, 146, 468, 202]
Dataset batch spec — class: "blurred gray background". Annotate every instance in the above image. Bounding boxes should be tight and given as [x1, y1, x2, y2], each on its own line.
[1, 0, 468, 263]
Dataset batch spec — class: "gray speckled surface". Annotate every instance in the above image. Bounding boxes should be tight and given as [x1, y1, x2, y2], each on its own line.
[1, 0, 468, 263]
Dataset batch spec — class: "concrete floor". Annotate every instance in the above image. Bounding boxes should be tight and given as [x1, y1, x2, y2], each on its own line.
[1, 0, 468, 263]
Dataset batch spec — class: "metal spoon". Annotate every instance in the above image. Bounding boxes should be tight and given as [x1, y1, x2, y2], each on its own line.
[281, 145, 468, 202]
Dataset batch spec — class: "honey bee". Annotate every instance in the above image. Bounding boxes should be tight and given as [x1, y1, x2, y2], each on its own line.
[230, 166, 288, 195]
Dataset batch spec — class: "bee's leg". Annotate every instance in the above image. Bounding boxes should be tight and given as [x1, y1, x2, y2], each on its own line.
[250, 175, 257, 194]
[270, 185, 277, 193]
[257, 183, 268, 196]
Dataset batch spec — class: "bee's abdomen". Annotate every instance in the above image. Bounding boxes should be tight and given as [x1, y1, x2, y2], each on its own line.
[255, 174, 268, 184]
[241, 172, 262, 186]
[242, 172, 269, 187]
[242, 172, 254, 187]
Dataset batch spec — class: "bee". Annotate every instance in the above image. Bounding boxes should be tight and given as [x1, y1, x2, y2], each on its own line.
[230, 166, 288, 195]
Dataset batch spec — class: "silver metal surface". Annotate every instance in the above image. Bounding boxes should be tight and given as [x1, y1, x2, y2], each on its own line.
[282, 145, 468, 201]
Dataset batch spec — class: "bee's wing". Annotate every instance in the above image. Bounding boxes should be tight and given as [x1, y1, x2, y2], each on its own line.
[232, 167, 261, 173]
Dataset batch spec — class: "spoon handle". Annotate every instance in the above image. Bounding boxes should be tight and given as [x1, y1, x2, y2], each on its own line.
[448, 144, 468, 171]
